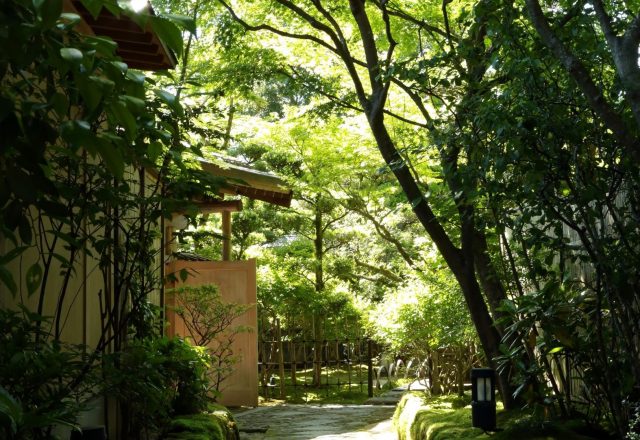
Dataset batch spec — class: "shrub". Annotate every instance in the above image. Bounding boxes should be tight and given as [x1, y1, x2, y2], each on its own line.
[169, 284, 252, 395]
[0, 308, 97, 439]
[103, 337, 212, 439]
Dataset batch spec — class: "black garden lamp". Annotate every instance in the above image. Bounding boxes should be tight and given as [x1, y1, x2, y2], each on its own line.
[471, 368, 496, 431]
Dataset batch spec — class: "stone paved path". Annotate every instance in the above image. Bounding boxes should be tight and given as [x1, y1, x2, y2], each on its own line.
[231, 380, 430, 439]
[233, 404, 398, 440]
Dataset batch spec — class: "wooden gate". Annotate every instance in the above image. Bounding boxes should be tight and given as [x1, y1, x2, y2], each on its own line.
[165, 259, 258, 407]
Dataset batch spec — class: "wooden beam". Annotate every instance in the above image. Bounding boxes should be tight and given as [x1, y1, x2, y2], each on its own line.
[195, 199, 243, 214]
[220, 187, 292, 207]
[222, 211, 232, 261]
[164, 226, 174, 258]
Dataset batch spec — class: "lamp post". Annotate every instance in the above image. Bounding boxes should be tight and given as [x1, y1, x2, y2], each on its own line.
[471, 368, 496, 431]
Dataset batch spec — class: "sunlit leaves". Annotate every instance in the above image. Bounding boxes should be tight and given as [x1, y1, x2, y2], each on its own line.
[150, 15, 185, 58]
[154, 89, 183, 115]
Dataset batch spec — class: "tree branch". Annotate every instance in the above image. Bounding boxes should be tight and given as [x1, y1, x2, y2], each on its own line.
[590, 0, 620, 49]
[525, 0, 640, 161]
[383, 3, 451, 41]
[355, 258, 403, 282]
[218, 0, 338, 55]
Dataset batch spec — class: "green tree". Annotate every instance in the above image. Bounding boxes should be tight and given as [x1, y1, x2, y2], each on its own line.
[217, 0, 519, 406]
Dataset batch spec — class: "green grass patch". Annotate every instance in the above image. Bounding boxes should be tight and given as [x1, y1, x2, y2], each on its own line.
[262, 366, 396, 404]
[162, 404, 239, 440]
[394, 393, 607, 440]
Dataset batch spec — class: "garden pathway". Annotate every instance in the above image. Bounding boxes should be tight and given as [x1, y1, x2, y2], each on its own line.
[233, 404, 398, 440]
[232, 381, 429, 439]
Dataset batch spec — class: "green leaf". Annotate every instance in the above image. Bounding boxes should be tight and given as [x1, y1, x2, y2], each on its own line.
[95, 137, 124, 179]
[120, 95, 145, 112]
[60, 120, 95, 152]
[147, 141, 163, 162]
[0, 386, 22, 433]
[50, 231, 82, 252]
[84, 35, 118, 56]
[89, 75, 115, 92]
[0, 267, 17, 297]
[163, 14, 197, 34]
[153, 89, 183, 115]
[109, 101, 137, 140]
[76, 76, 102, 110]
[150, 16, 183, 58]
[7, 169, 37, 203]
[110, 61, 129, 74]
[60, 47, 84, 64]
[126, 70, 146, 85]
[104, 2, 121, 17]
[34, 0, 62, 28]
[81, 0, 104, 19]
[59, 12, 81, 27]
[18, 216, 32, 244]
[26, 263, 43, 297]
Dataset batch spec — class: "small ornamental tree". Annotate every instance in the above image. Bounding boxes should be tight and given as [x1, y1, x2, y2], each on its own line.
[170, 284, 252, 395]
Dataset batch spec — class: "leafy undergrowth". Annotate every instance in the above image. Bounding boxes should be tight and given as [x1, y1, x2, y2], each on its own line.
[394, 392, 609, 440]
[162, 404, 239, 440]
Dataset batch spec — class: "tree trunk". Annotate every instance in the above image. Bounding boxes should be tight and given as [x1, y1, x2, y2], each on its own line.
[276, 318, 286, 399]
[366, 113, 516, 409]
[290, 340, 297, 386]
[312, 197, 325, 387]
[431, 350, 442, 395]
[222, 98, 235, 150]
[312, 314, 323, 387]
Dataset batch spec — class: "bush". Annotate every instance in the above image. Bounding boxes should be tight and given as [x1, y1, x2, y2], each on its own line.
[169, 284, 252, 395]
[103, 337, 212, 439]
[0, 308, 97, 439]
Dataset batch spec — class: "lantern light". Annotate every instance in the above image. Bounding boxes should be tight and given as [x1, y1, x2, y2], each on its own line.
[172, 214, 189, 231]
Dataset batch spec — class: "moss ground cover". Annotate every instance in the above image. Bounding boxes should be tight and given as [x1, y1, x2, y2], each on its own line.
[163, 405, 239, 440]
[394, 392, 609, 440]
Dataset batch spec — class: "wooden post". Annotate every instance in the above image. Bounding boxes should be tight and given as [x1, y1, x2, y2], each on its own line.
[222, 210, 231, 261]
[165, 226, 174, 258]
[367, 339, 373, 397]
[276, 318, 286, 399]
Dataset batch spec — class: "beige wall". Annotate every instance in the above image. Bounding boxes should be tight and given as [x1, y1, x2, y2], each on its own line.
[165, 259, 259, 407]
[0, 212, 103, 347]
[0, 167, 163, 348]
